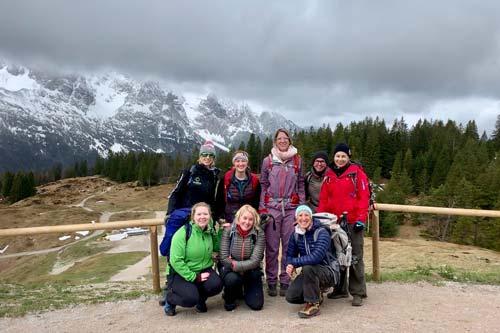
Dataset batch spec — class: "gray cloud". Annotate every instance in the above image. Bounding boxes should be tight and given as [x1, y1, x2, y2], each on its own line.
[1, 0, 500, 134]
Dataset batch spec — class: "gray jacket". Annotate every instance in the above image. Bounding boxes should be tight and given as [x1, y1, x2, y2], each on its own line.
[219, 226, 265, 273]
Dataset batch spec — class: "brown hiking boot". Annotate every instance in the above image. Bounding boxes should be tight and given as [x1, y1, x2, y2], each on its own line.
[352, 295, 363, 306]
[298, 302, 320, 318]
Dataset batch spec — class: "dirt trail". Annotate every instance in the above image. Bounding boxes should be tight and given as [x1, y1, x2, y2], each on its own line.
[1, 282, 499, 332]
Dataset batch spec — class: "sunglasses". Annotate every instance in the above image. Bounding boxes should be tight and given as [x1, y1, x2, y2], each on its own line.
[200, 153, 215, 158]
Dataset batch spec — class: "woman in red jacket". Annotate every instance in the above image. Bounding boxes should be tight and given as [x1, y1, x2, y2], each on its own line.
[317, 143, 370, 307]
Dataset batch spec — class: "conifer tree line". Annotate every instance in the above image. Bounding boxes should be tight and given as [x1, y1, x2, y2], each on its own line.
[1, 115, 500, 250]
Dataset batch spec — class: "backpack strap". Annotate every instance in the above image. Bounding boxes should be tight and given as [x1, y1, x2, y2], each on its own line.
[228, 226, 258, 258]
[267, 153, 301, 197]
[184, 222, 192, 242]
[250, 173, 259, 192]
[223, 169, 234, 203]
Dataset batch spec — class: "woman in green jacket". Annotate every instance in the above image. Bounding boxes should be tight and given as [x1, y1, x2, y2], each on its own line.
[165, 202, 223, 316]
[219, 204, 265, 311]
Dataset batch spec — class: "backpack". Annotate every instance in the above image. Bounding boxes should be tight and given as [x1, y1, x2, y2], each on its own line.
[312, 212, 352, 270]
[223, 169, 259, 203]
[265, 153, 301, 204]
[292, 216, 342, 288]
[159, 207, 192, 258]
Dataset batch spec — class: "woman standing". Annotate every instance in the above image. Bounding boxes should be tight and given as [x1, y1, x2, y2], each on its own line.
[259, 128, 305, 297]
[166, 140, 223, 220]
[317, 143, 370, 306]
[217, 150, 261, 224]
[164, 202, 223, 316]
[219, 205, 265, 311]
[304, 151, 329, 213]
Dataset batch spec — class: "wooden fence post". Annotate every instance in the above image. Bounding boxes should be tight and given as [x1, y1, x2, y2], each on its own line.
[372, 209, 380, 282]
[149, 226, 161, 293]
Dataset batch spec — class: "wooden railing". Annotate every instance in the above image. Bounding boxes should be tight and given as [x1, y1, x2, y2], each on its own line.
[0, 219, 164, 292]
[2, 204, 500, 291]
[370, 203, 500, 281]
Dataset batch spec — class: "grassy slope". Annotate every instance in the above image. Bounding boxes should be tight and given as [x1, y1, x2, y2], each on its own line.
[0, 176, 499, 317]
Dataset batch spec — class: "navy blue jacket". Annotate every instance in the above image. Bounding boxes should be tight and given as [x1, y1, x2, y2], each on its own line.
[286, 219, 331, 268]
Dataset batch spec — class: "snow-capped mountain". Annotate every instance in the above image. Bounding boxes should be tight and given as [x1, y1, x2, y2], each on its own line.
[0, 61, 300, 172]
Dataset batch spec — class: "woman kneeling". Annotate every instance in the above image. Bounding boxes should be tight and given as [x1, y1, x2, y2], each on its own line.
[165, 202, 223, 316]
[219, 204, 265, 311]
[285, 205, 335, 318]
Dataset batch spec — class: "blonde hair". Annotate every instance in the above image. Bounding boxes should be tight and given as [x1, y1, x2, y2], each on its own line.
[234, 204, 260, 230]
[191, 202, 212, 219]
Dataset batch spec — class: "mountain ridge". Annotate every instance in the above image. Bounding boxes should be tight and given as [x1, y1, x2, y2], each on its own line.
[0, 61, 300, 172]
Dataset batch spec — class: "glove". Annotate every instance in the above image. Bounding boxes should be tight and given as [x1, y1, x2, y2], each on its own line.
[223, 261, 233, 272]
[260, 213, 268, 222]
[353, 221, 365, 232]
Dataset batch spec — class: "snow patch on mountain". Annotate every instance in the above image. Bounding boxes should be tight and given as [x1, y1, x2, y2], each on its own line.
[0, 65, 40, 92]
[87, 75, 127, 119]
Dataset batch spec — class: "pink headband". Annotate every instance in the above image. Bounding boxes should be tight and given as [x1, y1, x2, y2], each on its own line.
[232, 152, 249, 163]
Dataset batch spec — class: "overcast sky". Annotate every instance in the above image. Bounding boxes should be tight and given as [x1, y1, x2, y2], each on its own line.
[1, 0, 500, 135]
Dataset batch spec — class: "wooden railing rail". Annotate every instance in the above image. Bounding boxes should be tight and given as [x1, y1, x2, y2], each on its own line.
[0, 219, 164, 292]
[2, 203, 500, 291]
[370, 203, 500, 281]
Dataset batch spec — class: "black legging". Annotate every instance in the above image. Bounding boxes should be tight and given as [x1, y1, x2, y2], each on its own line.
[222, 269, 264, 310]
[167, 267, 223, 307]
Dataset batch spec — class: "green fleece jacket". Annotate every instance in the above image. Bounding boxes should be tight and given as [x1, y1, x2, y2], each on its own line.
[169, 220, 219, 282]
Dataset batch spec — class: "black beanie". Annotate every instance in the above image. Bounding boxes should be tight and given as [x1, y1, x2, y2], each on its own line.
[312, 151, 329, 165]
[333, 143, 351, 157]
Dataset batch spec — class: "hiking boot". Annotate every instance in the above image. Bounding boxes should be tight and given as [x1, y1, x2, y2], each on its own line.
[298, 302, 320, 318]
[195, 300, 208, 313]
[224, 302, 237, 311]
[352, 295, 363, 306]
[164, 302, 176, 316]
[267, 283, 277, 297]
[327, 290, 349, 299]
[279, 284, 288, 297]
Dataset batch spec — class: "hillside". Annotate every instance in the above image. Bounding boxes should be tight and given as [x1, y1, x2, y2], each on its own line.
[2, 176, 499, 273]
[0, 176, 499, 321]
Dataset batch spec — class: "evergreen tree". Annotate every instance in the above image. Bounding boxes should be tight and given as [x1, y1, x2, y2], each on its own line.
[2, 172, 14, 198]
[94, 155, 105, 175]
[491, 114, 500, 151]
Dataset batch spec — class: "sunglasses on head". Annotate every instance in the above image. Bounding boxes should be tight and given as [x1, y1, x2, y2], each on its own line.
[200, 152, 215, 158]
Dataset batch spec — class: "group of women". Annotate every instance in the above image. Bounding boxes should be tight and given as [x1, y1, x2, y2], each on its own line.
[161, 129, 370, 318]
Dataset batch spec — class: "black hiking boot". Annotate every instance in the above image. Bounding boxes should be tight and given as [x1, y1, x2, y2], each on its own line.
[327, 290, 349, 299]
[279, 284, 288, 297]
[195, 300, 208, 313]
[267, 283, 277, 297]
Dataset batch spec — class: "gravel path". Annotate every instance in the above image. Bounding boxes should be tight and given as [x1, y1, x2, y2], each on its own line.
[2, 282, 499, 332]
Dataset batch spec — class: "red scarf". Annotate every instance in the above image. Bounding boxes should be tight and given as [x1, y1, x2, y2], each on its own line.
[237, 224, 251, 238]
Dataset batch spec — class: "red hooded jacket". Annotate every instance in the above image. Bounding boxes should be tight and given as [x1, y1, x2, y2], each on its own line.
[317, 163, 370, 224]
